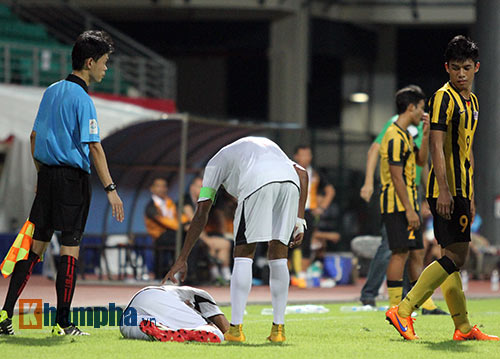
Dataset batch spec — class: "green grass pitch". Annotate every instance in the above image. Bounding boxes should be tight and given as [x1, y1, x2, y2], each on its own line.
[1, 299, 499, 359]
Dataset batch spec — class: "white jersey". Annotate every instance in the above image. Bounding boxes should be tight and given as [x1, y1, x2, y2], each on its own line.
[120, 285, 224, 341]
[128, 285, 222, 322]
[200, 136, 299, 202]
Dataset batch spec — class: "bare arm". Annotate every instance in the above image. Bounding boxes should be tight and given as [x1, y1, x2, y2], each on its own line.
[470, 147, 475, 221]
[30, 131, 41, 172]
[183, 204, 195, 222]
[89, 142, 124, 222]
[318, 183, 335, 210]
[389, 164, 420, 230]
[289, 164, 308, 248]
[208, 314, 230, 334]
[89, 142, 114, 187]
[360, 142, 380, 202]
[429, 130, 453, 219]
[420, 161, 429, 192]
[163, 199, 212, 284]
[415, 113, 430, 167]
[294, 164, 309, 219]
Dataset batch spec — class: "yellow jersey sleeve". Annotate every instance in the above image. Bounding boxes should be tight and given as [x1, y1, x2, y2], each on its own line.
[429, 90, 454, 131]
[386, 130, 405, 166]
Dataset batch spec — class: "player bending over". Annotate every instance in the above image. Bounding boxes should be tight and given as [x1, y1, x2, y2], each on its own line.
[164, 136, 308, 343]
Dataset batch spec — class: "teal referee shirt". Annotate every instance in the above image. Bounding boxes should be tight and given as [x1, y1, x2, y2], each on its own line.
[33, 74, 100, 173]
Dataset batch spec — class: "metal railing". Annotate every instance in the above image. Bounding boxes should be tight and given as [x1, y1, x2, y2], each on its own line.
[4, 0, 176, 98]
[0, 41, 174, 97]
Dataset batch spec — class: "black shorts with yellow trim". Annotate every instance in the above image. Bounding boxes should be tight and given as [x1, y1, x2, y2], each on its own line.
[382, 211, 423, 251]
[427, 196, 471, 248]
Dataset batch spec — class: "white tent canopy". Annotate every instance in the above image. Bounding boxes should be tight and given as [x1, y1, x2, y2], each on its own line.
[0, 83, 164, 139]
[0, 83, 164, 232]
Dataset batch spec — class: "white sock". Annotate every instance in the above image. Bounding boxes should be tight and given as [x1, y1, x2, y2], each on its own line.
[222, 266, 231, 281]
[230, 257, 253, 325]
[269, 258, 289, 325]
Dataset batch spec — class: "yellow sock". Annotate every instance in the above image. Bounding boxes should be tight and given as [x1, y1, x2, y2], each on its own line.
[441, 271, 471, 334]
[387, 280, 403, 307]
[399, 261, 450, 317]
[421, 296, 438, 310]
[292, 249, 302, 274]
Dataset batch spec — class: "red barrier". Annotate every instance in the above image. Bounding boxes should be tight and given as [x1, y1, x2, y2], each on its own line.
[91, 92, 177, 113]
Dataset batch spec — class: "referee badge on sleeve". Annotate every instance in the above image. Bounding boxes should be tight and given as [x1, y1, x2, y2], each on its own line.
[89, 119, 98, 135]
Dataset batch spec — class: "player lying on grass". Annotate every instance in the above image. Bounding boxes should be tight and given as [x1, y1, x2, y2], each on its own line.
[120, 285, 229, 343]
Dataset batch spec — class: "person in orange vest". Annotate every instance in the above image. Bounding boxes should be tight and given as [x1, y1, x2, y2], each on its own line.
[144, 178, 187, 280]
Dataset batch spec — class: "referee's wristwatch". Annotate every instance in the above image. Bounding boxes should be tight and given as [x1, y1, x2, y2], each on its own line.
[104, 183, 117, 192]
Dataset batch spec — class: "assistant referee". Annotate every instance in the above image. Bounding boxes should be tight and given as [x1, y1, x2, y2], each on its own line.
[0, 30, 124, 336]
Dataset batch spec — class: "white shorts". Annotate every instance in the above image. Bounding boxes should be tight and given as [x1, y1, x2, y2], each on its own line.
[119, 288, 224, 342]
[233, 181, 299, 245]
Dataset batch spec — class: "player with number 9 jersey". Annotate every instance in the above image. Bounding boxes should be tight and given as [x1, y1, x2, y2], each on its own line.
[426, 81, 478, 247]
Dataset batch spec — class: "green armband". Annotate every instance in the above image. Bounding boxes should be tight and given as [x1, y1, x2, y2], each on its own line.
[199, 187, 216, 202]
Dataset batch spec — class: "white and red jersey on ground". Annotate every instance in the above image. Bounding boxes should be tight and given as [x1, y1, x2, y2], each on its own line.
[120, 285, 224, 341]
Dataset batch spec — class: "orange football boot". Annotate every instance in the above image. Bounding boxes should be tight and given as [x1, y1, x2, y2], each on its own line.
[267, 323, 285, 343]
[385, 306, 419, 340]
[453, 325, 499, 341]
[224, 324, 246, 342]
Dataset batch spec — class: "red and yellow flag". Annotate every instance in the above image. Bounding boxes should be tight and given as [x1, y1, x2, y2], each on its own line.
[0, 220, 35, 278]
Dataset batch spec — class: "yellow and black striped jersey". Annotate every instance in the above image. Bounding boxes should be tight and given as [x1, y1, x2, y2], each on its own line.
[379, 123, 419, 214]
[426, 82, 478, 200]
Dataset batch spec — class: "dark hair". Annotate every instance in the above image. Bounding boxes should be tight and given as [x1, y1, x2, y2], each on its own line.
[72, 30, 114, 70]
[293, 145, 311, 155]
[150, 177, 167, 187]
[395, 85, 426, 114]
[444, 35, 479, 64]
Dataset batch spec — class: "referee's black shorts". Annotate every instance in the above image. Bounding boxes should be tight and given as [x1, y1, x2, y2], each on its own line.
[29, 164, 91, 244]
[382, 211, 423, 251]
[427, 196, 471, 248]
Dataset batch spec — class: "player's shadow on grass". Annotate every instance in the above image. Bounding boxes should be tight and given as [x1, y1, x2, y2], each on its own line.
[420, 340, 475, 352]
[0, 336, 74, 347]
[118, 338, 289, 347]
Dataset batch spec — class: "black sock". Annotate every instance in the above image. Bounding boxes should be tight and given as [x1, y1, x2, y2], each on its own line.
[437, 256, 459, 275]
[2, 251, 39, 318]
[55, 255, 77, 328]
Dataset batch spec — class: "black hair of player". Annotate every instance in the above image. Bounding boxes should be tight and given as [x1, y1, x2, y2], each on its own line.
[444, 35, 479, 64]
[395, 85, 426, 115]
[72, 30, 114, 70]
